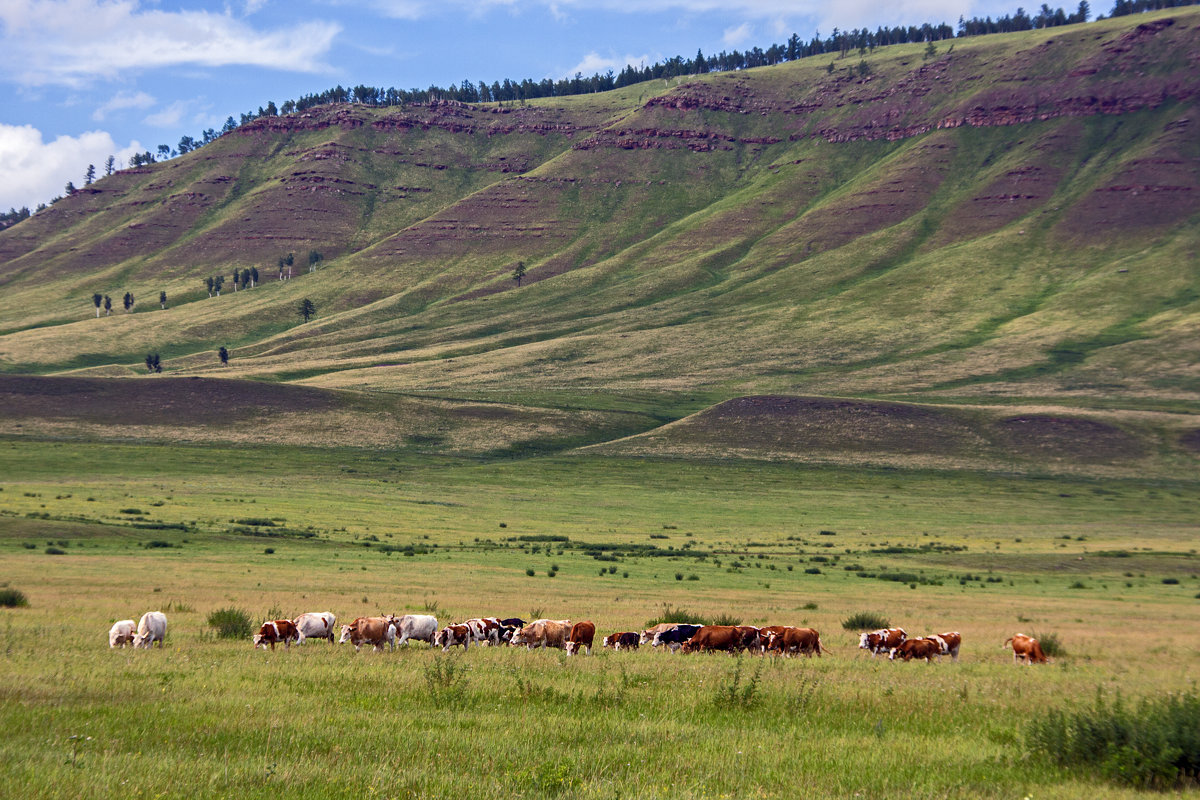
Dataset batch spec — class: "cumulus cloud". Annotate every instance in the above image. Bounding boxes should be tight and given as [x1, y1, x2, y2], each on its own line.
[0, 124, 143, 210]
[722, 22, 754, 47]
[0, 1, 341, 87]
[92, 90, 156, 121]
[565, 51, 655, 79]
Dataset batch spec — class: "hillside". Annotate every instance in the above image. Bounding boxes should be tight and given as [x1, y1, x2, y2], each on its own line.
[1, 10, 1198, 462]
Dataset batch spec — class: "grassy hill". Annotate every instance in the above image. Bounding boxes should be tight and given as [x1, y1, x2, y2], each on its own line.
[1, 10, 1198, 464]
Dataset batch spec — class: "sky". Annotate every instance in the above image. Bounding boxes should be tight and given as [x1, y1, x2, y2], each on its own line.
[1, 0, 1032, 212]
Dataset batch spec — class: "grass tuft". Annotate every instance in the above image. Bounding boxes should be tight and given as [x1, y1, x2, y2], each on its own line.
[0, 588, 29, 607]
[841, 611, 890, 630]
[206, 607, 252, 639]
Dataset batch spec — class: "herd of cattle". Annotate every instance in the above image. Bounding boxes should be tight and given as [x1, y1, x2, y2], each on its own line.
[109, 610, 1053, 664]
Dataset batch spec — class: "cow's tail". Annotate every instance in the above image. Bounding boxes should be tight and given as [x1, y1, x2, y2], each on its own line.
[818, 639, 831, 656]
[1002, 637, 1013, 649]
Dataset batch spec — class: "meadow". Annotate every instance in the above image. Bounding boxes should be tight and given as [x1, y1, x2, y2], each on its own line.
[2, 437, 1198, 798]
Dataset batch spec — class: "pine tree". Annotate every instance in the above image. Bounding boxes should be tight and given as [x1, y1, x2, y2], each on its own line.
[123, 292, 134, 312]
[85, 164, 96, 185]
[513, 261, 527, 287]
[218, 346, 229, 366]
[104, 155, 115, 176]
[297, 298, 316, 323]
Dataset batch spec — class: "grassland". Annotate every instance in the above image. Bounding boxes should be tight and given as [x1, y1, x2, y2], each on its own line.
[1, 435, 1198, 798]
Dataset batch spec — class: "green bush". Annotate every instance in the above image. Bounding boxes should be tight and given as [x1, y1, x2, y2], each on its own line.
[841, 611, 890, 631]
[207, 607, 253, 639]
[0, 588, 29, 607]
[644, 604, 702, 627]
[709, 612, 743, 627]
[1030, 631, 1066, 657]
[44, 547, 66, 555]
[1027, 689, 1200, 788]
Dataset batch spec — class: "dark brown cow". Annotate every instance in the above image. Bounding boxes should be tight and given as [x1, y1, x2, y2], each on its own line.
[859, 627, 906, 657]
[1003, 633, 1048, 664]
[338, 617, 396, 652]
[889, 637, 941, 663]
[764, 627, 826, 657]
[603, 632, 640, 651]
[733, 626, 762, 652]
[680, 625, 742, 654]
[565, 621, 596, 656]
[254, 619, 300, 650]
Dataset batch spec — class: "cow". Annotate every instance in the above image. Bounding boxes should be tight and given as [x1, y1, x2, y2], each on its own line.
[108, 619, 136, 648]
[859, 627, 907, 657]
[510, 619, 571, 650]
[757, 626, 791, 653]
[293, 612, 337, 643]
[929, 631, 962, 661]
[463, 617, 503, 646]
[565, 621, 596, 656]
[603, 632, 640, 651]
[651, 624, 703, 652]
[764, 627, 827, 657]
[254, 619, 301, 650]
[387, 614, 438, 647]
[734, 626, 762, 652]
[434, 624, 471, 652]
[1003, 633, 1048, 664]
[338, 617, 396, 652]
[641, 622, 697, 646]
[499, 618, 526, 629]
[680, 625, 743, 654]
[889, 637, 941, 663]
[132, 611, 167, 648]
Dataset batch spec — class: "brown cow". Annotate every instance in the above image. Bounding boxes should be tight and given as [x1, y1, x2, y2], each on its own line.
[733, 626, 762, 652]
[565, 621, 596, 656]
[1003, 633, 1048, 664]
[338, 617, 396, 652]
[764, 627, 826, 657]
[603, 632, 640, 651]
[889, 637, 941, 663]
[680, 625, 742, 654]
[859, 627, 906, 657]
[510, 619, 571, 650]
[254, 619, 301, 650]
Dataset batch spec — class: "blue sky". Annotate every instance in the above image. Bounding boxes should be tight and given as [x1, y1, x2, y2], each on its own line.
[1, 0, 1033, 211]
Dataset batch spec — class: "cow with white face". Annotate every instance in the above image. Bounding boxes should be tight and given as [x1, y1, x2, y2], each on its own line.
[108, 619, 136, 648]
[293, 612, 337, 643]
[434, 624, 471, 651]
[387, 614, 438, 647]
[463, 617, 503, 646]
[132, 611, 167, 648]
[254, 619, 301, 650]
[859, 628, 906, 657]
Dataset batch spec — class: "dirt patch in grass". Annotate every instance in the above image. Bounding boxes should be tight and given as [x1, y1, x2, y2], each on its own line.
[1178, 428, 1200, 453]
[993, 415, 1146, 462]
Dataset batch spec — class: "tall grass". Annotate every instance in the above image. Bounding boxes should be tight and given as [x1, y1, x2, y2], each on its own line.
[841, 611, 890, 630]
[0, 587, 28, 607]
[207, 607, 252, 639]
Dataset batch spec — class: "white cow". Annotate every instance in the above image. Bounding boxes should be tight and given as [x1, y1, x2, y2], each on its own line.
[132, 611, 168, 648]
[388, 614, 438, 646]
[108, 619, 136, 648]
[293, 611, 337, 643]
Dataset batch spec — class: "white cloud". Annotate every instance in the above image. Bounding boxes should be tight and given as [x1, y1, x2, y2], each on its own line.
[0, 123, 143, 210]
[0, 1, 342, 87]
[722, 22, 753, 47]
[564, 51, 655, 79]
[92, 90, 156, 121]
[143, 100, 190, 129]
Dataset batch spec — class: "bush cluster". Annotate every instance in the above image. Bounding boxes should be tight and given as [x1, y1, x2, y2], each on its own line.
[207, 607, 252, 639]
[0, 588, 29, 607]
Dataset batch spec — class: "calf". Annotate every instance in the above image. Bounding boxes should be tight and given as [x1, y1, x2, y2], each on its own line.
[108, 619, 136, 648]
[293, 612, 337, 643]
[339, 617, 396, 652]
[603, 632, 640, 651]
[889, 637, 941, 663]
[132, 611, 167, 649]
[651, 624, 703, 652]
[680, 625, 742, 654]
[254, 619, 301, 650]
[565, 621, 596, 656]
[859, 627, 906, 657]
[1003, 633, 1048, 664]
[434, 624, 471, 652]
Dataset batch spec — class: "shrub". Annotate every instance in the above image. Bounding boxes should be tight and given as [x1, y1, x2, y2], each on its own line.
[1027, 689, 1200, 788]
[1162, 578, 1180, 585]
[144, 540, 173, 548]
[1030, 631, 1066, 658]
[709, 612, 743, 627]
[44, 547, 66, 555]
[804, 567, 822, 575]
[645, 604, 702, 627]
[207, 607, 253, 639]
[263, 548, 275, 554]
[525, 568, 536, 577]
[841, 611, 890, 631]
[675, 573, 684, 581]
[0, 588, 29, 607]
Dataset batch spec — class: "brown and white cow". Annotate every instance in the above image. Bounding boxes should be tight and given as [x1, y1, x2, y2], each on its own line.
[254, 619, 301, 650]
[435, 624, 472, 651]
[641, 622, 697, 646]
[603, 632, 640, 651]
[463, 617, 503, 646]
[338, 617, 396, 652]
[510, 619, 571, 650]
[859, 627, 906, 657]
[680, 625, 743, 654]
[565, 621, 596, 656]
[292, 612, 336, 643]
[132, 611, 167, 648]
[108, 619, 136, 648]
[929, 631, 962, 661]
[764, 627, 826, 657]
[1003, 633, 1048, 664]
[889, 637, 941, 663]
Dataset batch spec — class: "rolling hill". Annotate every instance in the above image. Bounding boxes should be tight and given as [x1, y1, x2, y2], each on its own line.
[1, 10, 1198, 472]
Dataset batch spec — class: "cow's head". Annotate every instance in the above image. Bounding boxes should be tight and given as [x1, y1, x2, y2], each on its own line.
[858, 632, 871, 649]
[509, 629, 529, 646]
[338, 625, 353, 644]
[565, 642, 579, 656]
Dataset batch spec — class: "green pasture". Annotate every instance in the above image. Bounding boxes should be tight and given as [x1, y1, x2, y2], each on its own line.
[1, 438, 1198, 798]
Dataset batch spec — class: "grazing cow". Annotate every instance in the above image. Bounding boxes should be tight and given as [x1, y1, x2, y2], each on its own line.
[132, 611, 167, 648]
[388, 614, 438, 647]
[510, 619, 571, 650]
[734, 626, 762, 652]
[680, 625, 743, 654]
[108, 619, 136, 648]
[254, 619, 301, 650]
[889, 637, 941, 663]
[293, 612, 337, 643]
[565, 621, 596, 656]
[859, 627, 907, 657]
[651, 624, 703, 652]
[764, 627, 827, 657]
[641, 622, 697, 646]
[338, 617, 396, 652]
[1003, 633, 1048, 664]
[435, 624, 471, 651]
[463, 617, 503, 646]
[603, 632, 640, 651]
[929, 631, 962, 661]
